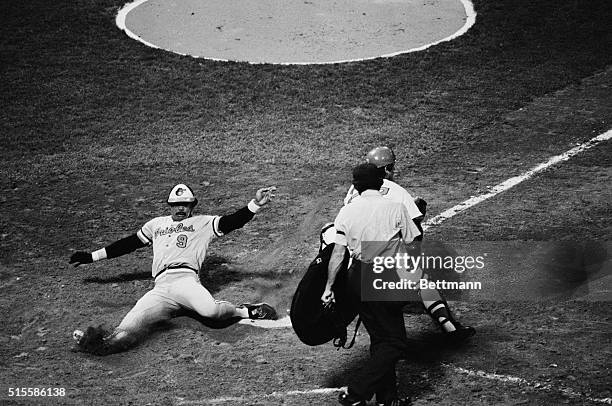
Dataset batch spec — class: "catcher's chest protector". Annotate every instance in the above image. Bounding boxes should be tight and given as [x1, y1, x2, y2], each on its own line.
[290, 244, 359, 346]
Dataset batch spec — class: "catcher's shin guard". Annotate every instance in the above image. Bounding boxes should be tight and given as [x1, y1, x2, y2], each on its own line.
[425, 299, 458, 333]
[424, 299, 475, 341]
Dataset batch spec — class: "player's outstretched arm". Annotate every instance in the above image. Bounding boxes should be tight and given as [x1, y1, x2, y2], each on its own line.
[218, 186, 276, 235]
[69, 234, 148, 267]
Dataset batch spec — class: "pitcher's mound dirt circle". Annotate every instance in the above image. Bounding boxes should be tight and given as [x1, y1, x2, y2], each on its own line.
[117, 0, 475, 64]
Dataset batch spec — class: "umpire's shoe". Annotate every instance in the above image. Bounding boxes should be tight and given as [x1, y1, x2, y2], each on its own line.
[243, 303, 278, 320]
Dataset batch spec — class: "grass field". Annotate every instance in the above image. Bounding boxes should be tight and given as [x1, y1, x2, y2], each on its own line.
[1, 0, 611, 405]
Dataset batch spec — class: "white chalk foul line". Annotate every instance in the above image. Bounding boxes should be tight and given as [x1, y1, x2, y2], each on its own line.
[423, 129, 612, 230]
[192, 364, 612, 405]
[445, 364, 612, 404]
[177, 387, 346, 405]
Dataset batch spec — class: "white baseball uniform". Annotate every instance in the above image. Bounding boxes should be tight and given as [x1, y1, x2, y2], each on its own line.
[117, 214, 235, 332]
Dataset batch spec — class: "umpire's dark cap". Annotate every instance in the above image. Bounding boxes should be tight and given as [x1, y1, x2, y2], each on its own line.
[352, 163, 384, 194]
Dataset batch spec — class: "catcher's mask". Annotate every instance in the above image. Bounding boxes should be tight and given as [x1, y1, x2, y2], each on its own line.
[167, 184, 198, 207]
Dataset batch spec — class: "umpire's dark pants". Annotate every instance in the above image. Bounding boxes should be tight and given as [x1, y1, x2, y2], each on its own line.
[347, 260, 409, 403]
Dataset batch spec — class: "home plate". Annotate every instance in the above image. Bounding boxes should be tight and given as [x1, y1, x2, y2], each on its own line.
[238, 316, 292, 329]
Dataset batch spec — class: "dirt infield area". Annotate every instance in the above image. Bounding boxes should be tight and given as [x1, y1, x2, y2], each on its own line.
[117, 0, 472, 63]
[1, 0, 611, 405]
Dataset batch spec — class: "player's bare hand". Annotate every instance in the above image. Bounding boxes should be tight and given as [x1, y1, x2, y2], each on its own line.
[321, 287, 335, 304]
[254, 186, 277, 206]
[69, 251, 93, 267]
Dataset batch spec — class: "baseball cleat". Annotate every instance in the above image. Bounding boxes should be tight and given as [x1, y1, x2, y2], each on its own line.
[242, 303, 278, 320]
[445, 325, 476, 343]
[71, 326, 107, 355]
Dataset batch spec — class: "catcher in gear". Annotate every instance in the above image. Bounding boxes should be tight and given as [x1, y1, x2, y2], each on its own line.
[326, 146, 475, 342]
[69, 184, 278, 355]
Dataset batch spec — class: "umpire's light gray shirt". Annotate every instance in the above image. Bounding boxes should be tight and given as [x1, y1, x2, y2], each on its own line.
[333, 189, 421, 261]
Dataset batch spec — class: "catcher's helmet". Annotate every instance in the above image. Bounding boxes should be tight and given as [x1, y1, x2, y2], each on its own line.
[365, 146, 396, 168]
[167, 184, 197, 205]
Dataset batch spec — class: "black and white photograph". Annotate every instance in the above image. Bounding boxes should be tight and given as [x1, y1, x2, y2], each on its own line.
[1, 0, 610, 404]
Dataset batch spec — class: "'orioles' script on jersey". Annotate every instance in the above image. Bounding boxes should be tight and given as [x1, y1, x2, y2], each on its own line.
[154, 223, 195, 238]
[137, 215, 222, 277]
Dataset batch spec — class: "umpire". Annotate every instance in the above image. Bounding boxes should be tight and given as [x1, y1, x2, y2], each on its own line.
[322, 163, 421, 406]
